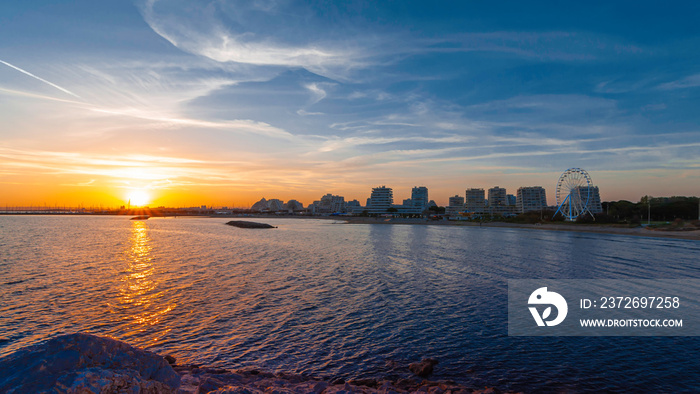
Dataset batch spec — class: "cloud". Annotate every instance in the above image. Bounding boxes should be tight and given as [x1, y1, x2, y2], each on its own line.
[304, 82, 332, 104]
[297, 109, 323, 116]
[657, 74, 700, 90]
[88, 107, 294, 139]
[138, 0, 365, 80]
[0, 59, 81, 98]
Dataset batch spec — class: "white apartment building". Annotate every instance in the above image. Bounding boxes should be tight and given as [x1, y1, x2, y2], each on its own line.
[516, 186, 547, 213]
[465, 188, 486, 213]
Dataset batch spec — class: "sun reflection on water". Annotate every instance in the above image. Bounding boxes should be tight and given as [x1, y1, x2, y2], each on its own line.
[118, 220, 176, 340]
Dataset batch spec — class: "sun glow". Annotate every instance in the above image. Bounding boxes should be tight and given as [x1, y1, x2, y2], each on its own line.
[127, 190, 151, 207]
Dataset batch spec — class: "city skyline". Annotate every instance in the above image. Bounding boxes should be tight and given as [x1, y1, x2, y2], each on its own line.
[1, 1, 699, 207]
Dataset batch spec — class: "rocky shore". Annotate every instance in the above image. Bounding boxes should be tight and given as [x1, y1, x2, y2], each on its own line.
[0, 333, 515, 393]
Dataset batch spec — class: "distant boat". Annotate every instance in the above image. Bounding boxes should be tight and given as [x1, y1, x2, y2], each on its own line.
[130, 216, 149, 220]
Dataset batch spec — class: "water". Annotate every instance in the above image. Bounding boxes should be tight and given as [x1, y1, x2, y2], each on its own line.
[1, 215, 699, 392]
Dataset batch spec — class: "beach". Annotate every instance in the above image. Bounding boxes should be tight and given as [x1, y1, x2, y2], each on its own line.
[248, 215, 700, 241]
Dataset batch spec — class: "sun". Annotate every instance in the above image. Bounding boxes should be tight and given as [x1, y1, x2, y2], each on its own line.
[127, 190, 151, 207]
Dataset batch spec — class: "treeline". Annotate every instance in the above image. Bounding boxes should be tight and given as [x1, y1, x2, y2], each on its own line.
[509, 196, 699, 224]
[599, 196, 699, 223]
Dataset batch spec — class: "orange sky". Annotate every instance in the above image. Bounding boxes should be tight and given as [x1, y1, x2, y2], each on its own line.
[2, 3, 699, 208]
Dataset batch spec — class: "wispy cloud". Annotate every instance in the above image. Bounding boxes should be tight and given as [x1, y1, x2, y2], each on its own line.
[304, 82, 331, 104]
[657, 74, 700, 90]
[138, 0, 364, 80]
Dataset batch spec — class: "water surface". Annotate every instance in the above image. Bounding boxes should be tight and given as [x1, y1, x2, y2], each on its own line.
[1, 216, 699, 392]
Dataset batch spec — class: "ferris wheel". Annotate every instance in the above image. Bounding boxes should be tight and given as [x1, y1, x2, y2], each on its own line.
[553, 168, 593, 221]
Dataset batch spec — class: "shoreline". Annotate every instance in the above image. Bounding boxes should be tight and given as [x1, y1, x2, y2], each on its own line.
[0, 333, 514, 394]
[2, 212, 698, 240]
[243, 215, 700, 241]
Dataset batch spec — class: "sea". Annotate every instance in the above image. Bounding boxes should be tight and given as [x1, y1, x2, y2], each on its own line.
[1, 215, 699, 392]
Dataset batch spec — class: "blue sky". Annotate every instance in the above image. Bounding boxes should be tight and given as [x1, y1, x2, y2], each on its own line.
[0, 0, 698, 206]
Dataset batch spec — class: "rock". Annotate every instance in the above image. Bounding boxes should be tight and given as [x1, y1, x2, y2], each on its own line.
[409, 358, 439, 378]
[349, 378, 378, 388]
[197, 376, 226, 393]
[0, 333, 180, 393]
[225, 221, 276, 229]
[165, 354, 177, 365]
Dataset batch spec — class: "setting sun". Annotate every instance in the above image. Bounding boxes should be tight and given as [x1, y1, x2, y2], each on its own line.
[127, 190, 151, 207]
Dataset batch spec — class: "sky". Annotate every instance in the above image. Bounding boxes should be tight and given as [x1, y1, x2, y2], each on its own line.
[1, 0, 699, 208]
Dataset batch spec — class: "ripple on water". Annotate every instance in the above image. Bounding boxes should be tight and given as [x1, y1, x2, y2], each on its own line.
[0, 216, 699, 392]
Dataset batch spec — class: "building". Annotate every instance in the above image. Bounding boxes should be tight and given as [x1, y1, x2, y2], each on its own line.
[410, 186, 429, 212]
[268, 199, 284, 212]
[284, 200, 304, 212]
[310, 194, 346, 214]
[516, 186, 547, 213]
[251, 198, 269, 212]
[445, 195, 465, 217]
[345, 199, 362, 215]
[331, 195, 346, 213]
[507, 194, 517, 206]
[576, 186, 603, 214]
[487, 186, 508, 214]
[367, 186, 393, 214]
[465, 188, 486, 213]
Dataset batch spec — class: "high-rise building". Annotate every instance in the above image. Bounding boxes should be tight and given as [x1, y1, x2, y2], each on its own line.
[487, 186, 508, 214]
[411, 186, 429, 212]
[465, 188, 486, 213]
[446, 195, 465, 217]
[507, 194, 517, 206]
[368, 186, 393, 214]
[516, 186, 547, 213]
[449, 195, 465, 207]
[331, 195, 346, 213]
[576, 186, 603, 214]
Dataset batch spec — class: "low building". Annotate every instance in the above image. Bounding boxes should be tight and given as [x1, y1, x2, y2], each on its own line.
[284, 200, 304, 212]
[251, 198, 269, 212]
[310, 194, 346, 214]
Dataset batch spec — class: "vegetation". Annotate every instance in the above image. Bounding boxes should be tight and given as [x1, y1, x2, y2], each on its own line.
[506, 196, 699, 226]
[428, 205, 445, 215]
[603, 196, 699, 223]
